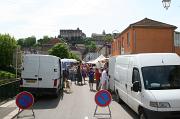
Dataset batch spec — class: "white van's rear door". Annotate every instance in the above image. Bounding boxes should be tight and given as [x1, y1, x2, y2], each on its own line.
[22, 55, 39, 87]
[38, 56, 55, 88]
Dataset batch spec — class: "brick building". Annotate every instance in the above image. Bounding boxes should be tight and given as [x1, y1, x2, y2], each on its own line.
[40, 37, 61, 54]
[111, 18, 177, 56]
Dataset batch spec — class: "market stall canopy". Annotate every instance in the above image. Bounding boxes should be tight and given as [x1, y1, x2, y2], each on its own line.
[86, 55, 108, 68]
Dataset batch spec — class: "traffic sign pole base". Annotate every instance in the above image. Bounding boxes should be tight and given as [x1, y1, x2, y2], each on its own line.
[17, 107, 35, 119]
[93, 105, 112, 118]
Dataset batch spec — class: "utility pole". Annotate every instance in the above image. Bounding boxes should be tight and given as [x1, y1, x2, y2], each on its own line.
[15, 47, 23, 79]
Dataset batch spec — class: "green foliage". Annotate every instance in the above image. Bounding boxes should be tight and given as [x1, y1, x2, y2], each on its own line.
[17, 36, 36, 48]
[37, 35, 51, 45]
[0, 34, 17, 67]
[84, 38, 97, 52]
[69, 52, 80, 61]
[17, 38, 24, 47]
[48, 43, 69, 59]
[0, 71, 15, 79]
[24, 36, 36, 47]
[104, 34, 113, 42]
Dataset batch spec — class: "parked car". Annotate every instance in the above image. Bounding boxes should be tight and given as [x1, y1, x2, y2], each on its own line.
[114, 53, 180, 119]
[20, 54, 63, 97]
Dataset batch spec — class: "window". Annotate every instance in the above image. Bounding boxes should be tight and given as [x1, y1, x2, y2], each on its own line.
[132, 68, 141, 83]
[174, 32, 180, 47]
[127, 32, 130, 47]
[142, 65, 180, 90]
[122, 37, 124, 47]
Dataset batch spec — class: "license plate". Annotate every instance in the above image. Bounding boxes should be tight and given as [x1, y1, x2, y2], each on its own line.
[26, 80, 36, 83]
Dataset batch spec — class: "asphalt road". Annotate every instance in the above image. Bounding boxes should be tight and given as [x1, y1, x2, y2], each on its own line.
[13, 81, 139, 119]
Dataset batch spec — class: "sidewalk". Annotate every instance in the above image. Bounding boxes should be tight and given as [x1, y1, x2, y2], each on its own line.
[0, 99, 19, 119]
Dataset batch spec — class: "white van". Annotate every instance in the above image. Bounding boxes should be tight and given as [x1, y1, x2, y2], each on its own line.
[114, 53, 180, 119]
[108, 56, 117, 92]
[20, 54, 63, 96]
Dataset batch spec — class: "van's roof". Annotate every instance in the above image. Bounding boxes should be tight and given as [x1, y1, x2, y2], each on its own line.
[24, 54, 60, 59]
[61, 58, 78, 62]
[118, 53, 180, 67]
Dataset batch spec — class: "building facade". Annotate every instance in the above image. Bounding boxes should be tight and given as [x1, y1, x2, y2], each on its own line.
[91, 33, 106, 47]
[59, 28, 86, 45]
[111, 18, 177, 56]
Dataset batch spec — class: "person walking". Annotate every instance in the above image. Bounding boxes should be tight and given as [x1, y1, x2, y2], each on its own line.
[77, 65, 83, 85]
[82, 66, 86, 85]
[100, 68, 109, 90]
[95, 68, 101, 91]
[88, 68, 94, 91]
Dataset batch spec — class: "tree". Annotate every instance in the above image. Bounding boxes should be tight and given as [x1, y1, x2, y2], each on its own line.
[37, 35, 51, 45]
[69, 52, 80, 61]
[17, 38, 25, 47]
[48, 43, 69, 59]
[0, 34, 17, 68]
[104, 34, 113, 42]
[24, 36, 36, 47]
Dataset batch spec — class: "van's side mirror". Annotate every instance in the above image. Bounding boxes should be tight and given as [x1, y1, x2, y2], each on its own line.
[132, 81, 141, 92]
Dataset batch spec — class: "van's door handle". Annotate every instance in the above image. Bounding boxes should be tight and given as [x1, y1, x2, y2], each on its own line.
[35, 75, 38, 77]
[38, 78, 42, 81]
[125, 84, 127, 88]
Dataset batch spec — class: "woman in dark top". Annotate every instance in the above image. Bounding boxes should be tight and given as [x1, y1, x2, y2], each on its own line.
[77, 65, 82, 85]
[88, 68, 94, 91]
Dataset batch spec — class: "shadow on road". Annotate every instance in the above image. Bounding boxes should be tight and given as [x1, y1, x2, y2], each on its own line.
[111, 94, 138, 119]
[32, 90, 63, 110]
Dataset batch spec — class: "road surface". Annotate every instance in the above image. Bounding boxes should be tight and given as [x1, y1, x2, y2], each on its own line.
[14, 82, 138, 119]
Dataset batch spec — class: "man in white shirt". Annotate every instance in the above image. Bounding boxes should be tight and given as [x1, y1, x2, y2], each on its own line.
[100, 68, 109, 90]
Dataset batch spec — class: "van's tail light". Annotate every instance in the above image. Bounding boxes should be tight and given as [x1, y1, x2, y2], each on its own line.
[20, 78, 23, 85]
[54, 79, 57, 87]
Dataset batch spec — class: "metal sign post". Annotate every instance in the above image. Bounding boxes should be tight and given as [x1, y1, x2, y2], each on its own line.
[94, 90, 112, 118]
[16, 91, 35, 118]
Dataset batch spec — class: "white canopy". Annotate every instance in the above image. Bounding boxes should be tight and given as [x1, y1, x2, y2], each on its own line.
[86, 55, 108, 68]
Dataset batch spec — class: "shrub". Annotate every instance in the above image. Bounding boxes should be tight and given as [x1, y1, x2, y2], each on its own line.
[0, 71, 15, 79]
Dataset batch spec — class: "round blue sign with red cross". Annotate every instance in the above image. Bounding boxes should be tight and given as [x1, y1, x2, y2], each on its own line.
[16, 91, 34, 109]
[95, 90, 112, 107]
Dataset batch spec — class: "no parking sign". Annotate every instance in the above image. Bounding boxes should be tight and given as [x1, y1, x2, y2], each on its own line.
[16, 91, 34, 109]
[95, 90, 112, 107]
[94, 90, 112, 117]
[16, 91, 35, 118]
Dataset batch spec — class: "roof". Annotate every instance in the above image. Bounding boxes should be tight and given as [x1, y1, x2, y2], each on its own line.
[119, 18, 177, 36]
[47, 38, 61, 45]
[116, 53, 180, 67]
[130, 18, 177, 28]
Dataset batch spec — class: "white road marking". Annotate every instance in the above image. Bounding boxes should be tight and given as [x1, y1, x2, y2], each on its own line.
[84, 116, 89, 119]
[0, 100, 15, 107]
[3, 108, 19, 119]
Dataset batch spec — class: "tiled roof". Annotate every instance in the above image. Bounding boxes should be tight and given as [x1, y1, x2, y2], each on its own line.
[47, 38, 61, 45]
[130, 18, 177, 28]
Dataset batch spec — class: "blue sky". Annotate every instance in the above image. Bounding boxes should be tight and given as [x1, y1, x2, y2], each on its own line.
[0, 0, 179, 39]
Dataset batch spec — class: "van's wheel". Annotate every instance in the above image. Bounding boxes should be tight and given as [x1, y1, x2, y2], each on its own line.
[139, 111, 147, 119]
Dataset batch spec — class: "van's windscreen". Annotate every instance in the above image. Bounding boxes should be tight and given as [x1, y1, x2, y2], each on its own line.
[141, 65, 180, 90]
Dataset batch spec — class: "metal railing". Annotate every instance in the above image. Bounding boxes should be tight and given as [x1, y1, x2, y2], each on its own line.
[0, 79, 20, 102]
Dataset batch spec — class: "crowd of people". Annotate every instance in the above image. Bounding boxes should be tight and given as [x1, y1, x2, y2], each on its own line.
[63, 62, 109, 92]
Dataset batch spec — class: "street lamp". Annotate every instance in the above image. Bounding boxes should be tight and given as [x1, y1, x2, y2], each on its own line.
[162, 0, 171, 10]
[112, 30, 119, 39]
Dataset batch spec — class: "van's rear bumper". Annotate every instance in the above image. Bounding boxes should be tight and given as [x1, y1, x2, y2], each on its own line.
[144, 108, 180, 119]
[20, 87, 58, 95]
